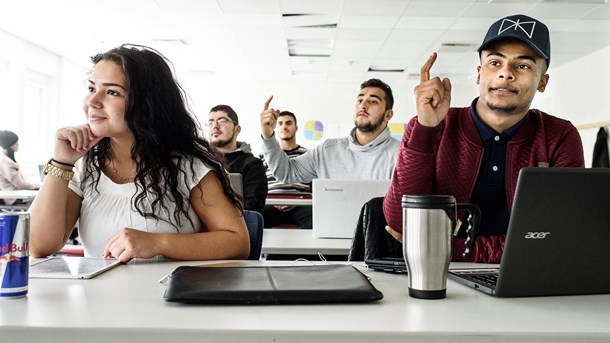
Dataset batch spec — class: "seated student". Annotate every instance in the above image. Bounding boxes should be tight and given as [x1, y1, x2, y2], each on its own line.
[260, 110, 312, 230]
[383, 14, 584, 263]
[259, 79, 400, 182]
[207, 105, 268, 213]
[29, 44, 250, 262]
[0, 130, 41, 205]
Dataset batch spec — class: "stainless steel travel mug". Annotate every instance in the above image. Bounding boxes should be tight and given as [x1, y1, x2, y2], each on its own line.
[402, 195, 480, 299]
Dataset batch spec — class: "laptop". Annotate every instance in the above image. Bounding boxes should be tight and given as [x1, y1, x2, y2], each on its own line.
[29, 256, 122, 279]
[229, 172, 243, 197]
[448, 167, 610, 297]
[312, 179, 391, 238]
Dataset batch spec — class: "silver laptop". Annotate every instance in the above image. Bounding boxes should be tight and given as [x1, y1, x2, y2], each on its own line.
[229, 172, 243, 197]
[312, 179, 391, 239]
[448, 167, 610, 297]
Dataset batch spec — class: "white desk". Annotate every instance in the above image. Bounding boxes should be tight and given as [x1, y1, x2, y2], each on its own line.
[265, 197, 312, 206]
[2, 260, 610, 343]
[262, 228, 351, 256]
[0, 189, 38, 201]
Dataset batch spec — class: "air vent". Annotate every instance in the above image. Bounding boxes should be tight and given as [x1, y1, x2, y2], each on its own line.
[288, 39, 332, 58]
[368, 67, 405, 73]
[436, 43, 475, 53]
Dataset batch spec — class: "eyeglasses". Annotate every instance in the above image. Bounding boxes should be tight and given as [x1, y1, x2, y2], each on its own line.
[206, 117, 236, 127]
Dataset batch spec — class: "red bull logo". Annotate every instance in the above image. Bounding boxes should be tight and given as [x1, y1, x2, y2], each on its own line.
[0, 241, 29, 254]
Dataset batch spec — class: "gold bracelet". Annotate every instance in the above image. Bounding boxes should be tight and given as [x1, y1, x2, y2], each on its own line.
[43, 160, 74, 181]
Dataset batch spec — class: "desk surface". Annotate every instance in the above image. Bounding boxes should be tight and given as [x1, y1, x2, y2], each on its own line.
[262, 228, 351, 256]
[265, 197, 312, 206]
[0, 189, 38, 200]
[2, 260, 610, 343]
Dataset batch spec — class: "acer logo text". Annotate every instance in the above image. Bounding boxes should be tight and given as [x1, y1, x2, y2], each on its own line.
[524, 232, 550, 239]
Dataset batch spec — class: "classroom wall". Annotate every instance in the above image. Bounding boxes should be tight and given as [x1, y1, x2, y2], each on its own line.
[532, 45, 610, 168]
[180, 76, 478, 156]
[4, 26, 608, 169]
[0, 29, 87, 178]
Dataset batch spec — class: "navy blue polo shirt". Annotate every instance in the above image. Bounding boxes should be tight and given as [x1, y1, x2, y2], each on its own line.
[466, 98, 528, 237]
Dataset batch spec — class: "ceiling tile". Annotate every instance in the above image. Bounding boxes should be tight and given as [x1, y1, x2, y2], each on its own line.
[342, 0, 409, 16]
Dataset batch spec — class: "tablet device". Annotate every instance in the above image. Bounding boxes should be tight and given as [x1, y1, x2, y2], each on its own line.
[365, 257, 408, 274]
[29, 256, 122, 279]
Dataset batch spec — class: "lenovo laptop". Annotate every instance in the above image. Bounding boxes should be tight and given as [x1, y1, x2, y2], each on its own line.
[448, 167, 610, 297]
[312, 179, 391, 239]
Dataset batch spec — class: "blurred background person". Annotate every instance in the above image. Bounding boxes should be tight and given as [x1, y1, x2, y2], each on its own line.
[0, 130, 41, 205]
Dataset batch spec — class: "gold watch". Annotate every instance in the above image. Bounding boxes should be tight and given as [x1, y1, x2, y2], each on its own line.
[44, 159, 75, 181]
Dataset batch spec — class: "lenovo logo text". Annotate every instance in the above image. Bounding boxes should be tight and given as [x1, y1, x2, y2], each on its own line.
[524, 232, 550, 239]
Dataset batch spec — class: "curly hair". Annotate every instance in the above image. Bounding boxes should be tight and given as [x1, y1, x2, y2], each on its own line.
[82, 44, 242, 226]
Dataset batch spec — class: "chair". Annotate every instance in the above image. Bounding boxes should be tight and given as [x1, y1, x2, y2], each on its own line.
[243, 210, 264, 260]
[348, 197, 402, 261]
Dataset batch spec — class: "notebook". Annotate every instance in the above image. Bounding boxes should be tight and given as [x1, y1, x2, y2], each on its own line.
[448, 167, 610, 297]
[312, 179, 391, 238]
[29, 256, 121, 279]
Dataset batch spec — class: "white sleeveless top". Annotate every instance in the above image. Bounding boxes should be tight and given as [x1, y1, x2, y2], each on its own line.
[69, 158, 211, 257]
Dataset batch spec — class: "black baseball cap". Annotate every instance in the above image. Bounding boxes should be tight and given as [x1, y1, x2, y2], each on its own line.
[478, 14, 551, 67]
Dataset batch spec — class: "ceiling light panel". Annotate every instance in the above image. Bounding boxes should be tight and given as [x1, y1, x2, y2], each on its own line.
[285, 28, 337, 40]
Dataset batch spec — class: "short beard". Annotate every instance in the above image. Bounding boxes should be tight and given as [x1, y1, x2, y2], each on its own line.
[484, 98, 526, 114]
[280, 133, 295, 141]
[211, 138, 232, 149]
[355, 116, 385, 133]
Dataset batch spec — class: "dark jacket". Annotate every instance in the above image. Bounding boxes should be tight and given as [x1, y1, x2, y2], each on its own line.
[223, 142, 268, 213]
[384, 103, 584, 263]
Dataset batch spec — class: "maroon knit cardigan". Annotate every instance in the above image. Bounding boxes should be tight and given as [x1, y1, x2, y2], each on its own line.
[383, 106, 584, 263]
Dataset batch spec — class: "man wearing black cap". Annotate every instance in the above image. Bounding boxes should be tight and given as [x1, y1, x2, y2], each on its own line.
[383, 14, 584, 263]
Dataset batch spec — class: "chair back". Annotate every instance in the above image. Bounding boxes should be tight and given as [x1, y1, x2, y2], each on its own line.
[243, 210, 264, 260]
[348, 196, 402, 261]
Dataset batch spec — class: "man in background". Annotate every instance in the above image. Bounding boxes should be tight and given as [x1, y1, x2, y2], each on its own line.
[259, 79, 400, 183]
[260, 111, 312, 229]
[208, 105, 267, 213]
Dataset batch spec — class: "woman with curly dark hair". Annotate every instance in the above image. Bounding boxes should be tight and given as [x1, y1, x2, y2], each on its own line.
[29, 44, 249, 262]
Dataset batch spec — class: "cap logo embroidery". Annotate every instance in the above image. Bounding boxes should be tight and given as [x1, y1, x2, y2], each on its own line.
[498, 18, 536, 39]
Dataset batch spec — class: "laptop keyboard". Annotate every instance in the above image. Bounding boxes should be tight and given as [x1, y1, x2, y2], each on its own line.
[467, 273, 498, 288]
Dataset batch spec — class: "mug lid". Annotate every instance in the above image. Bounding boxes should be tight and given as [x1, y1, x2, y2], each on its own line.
[401, 194, 456, 207]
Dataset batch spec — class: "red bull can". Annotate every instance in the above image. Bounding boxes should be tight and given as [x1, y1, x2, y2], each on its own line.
[0, 212, 29, 298]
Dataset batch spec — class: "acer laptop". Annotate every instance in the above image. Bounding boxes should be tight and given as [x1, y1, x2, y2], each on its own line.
[448, 167, 610, 297]
[312, 179, 391, 239]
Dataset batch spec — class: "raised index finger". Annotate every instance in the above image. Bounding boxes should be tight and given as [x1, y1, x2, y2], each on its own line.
[263, 95, 274, 111]
[420, 52, 438, 84]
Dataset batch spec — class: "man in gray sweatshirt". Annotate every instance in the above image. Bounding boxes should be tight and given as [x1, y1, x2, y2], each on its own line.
[260, 79, 400, 183]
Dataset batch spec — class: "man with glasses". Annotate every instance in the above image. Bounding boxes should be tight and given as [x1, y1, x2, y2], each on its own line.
[208, 105, 267, 213]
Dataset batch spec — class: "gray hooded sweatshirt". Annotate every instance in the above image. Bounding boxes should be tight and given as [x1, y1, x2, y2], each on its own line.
[261, 126, 399, 183]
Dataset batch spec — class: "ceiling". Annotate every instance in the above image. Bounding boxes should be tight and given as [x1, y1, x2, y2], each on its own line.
[2, 0, 610, 85]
